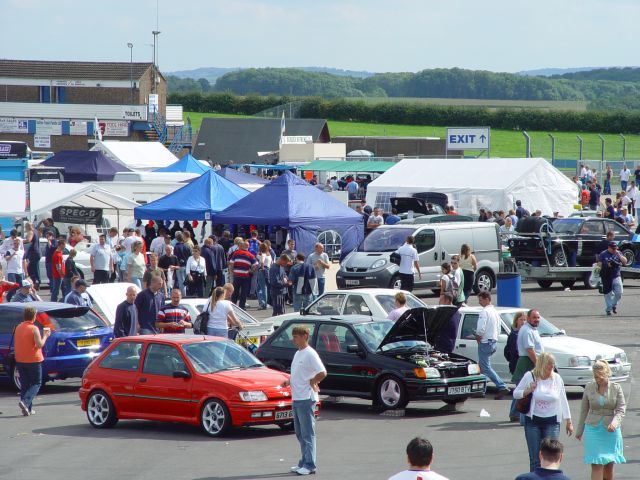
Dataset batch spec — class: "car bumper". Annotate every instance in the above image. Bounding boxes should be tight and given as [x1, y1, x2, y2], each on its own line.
[405, 376, 487, 401]
[227, 400, 320, 427]
[336, 268, 395, 289]
[43, 353, 103, 382]
[558, 363, 631, 386]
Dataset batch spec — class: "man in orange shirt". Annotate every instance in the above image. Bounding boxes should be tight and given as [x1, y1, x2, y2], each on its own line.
[51, 239, 66, 302]
[14, 306, 50, 415]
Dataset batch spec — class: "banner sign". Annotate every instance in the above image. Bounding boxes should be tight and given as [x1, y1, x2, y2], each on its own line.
[70, 120, 88, 136]
[121, 106, 146, 120]
[0, 141, 28, 158]
[281, 135, 313, 144]
[104, 120, 129, 137]
[35, 119, 62, 135]
[0, 118, 28, 133]
[53, 206, 103, 225]
[34, 135, 51, 148]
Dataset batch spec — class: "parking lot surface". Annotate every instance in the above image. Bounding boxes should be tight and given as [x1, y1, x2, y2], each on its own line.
[1, 282, 638, 480]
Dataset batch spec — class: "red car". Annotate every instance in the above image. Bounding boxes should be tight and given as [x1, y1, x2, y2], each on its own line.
[79, 335, 300, 437]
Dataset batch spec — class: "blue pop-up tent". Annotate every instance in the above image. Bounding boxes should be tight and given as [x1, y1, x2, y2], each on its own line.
[213, 171, 364, 256]
[154, 153, 211, 174]
[134, 169, 249, 220]
[41, 150, 131, 182]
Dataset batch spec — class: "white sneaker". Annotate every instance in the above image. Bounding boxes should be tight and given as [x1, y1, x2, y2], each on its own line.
[290, 466, 301, 472]
[29, 409, 36, 415]
[296, 467, 315, 475]
[18, 401, 29, 416]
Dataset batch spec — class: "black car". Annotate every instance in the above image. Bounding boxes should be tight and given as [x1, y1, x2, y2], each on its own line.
[508, 217, 637, 267]
[255, 308, 486, 410]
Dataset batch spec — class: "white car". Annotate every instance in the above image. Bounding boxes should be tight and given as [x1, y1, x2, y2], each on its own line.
[453, 306, 631, 387]
[267, 288, 427, 329]
[87, 283, 274, 347]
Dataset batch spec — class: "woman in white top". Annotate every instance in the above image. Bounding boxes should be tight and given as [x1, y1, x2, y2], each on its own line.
[127, 241, 146, 289]
[256, 243, 272, 310]
[206, 286, 243, 338]
[500, 216, 515, 237]
[459, 244, 477, 303]
[514, 352, 573, 472]
[185, 245, 207, 298]
[438, 263, 452, 305]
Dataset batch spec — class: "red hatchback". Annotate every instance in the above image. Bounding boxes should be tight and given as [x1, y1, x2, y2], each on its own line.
[79, 335, 297, 437]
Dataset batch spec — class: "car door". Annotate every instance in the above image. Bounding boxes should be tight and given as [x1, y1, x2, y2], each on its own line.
[260, 322, 317, 373]
[414, 228, 439, 287]
[97, 341, 144, 415]
[0, 309, 23, 381]
[578, 220, 605, 263]
[134, 343, 194, 420]
[314, 323, 369, 394]
[306, 294, 346, 316]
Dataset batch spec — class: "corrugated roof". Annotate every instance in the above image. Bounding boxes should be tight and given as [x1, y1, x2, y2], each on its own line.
[0, 59, 155, 80]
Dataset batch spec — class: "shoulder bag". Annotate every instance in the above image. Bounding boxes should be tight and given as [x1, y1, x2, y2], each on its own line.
[192, 299, 210, 335]
[516, 371, 536, 414]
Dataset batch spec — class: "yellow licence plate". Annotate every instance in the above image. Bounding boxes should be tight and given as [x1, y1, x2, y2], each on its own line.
[77, 338, 100, 347]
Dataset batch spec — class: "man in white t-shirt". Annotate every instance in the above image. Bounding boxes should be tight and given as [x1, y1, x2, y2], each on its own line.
[475, 291, 510, 398]
[388, 437, 448, 480]
[394, 236, 422, 292]
[89, 234, 113, 284]
[620, 164, 631, 191]
[280, 325, 326, 476]
[367, 207, 384, 230]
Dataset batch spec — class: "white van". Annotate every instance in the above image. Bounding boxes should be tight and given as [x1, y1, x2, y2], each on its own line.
[336, 222, 501, 293]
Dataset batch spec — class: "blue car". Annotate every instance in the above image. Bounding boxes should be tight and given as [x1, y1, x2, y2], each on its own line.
[0, 302, 113, 390]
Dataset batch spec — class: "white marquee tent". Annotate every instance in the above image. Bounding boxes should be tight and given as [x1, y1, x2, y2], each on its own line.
[91, 141, 178, 171]
[365, 157, 580, 217]
[0, 181, 139, 218]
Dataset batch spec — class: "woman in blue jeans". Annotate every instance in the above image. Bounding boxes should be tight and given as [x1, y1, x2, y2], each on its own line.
[514, 352, 574, 472]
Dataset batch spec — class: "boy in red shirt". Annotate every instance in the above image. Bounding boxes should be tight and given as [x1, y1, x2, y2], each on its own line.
[51, 239, 66, 302]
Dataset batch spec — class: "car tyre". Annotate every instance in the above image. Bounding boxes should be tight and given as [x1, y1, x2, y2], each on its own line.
[86, 390, 118, 429]
[537, 280, 553, 289]
[10, 365, 21, 392]
[550, 248, 568, 267]
[201, 399, 231, 437]
[560, 280, 575, 288]
[472, 269, 494, 294]
[389, 275, 402, 290]
[277, 421, 295, 431]
[375, 375, 408, 410]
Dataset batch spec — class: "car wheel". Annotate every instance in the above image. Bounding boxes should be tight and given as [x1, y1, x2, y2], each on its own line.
[550, 248, 568, 267]
[277, 421, 295, 431]
[201, 399, 231, 437]
[472, 270, 494, 294]
[537, 280, 553, 289]
[443, 398, 466, 405]
[560, 280, 575, 288]
[10, 365, 21, 392]
[375, 375, 408, 410]
[389, 275, 402, 290]
[620, 248, 635, 265]
[86, 390, 118, 429]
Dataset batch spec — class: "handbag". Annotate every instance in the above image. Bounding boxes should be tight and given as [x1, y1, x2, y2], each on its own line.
[192, 300, 210, 335]
[516, 371, 536, 414]
[390, 252, 401, 265]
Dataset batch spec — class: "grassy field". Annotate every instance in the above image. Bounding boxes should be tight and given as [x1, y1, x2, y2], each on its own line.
[184, 111, 640, 161]
[344, 97, 589, 111]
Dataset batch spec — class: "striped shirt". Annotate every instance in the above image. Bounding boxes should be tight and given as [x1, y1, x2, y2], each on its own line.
[230, 249, 257, 278]
[156, 304, 191, 334]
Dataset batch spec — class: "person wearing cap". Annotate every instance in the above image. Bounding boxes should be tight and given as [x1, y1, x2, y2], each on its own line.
[64, 279, 92, 307]
[11, 280, 42, 303]
[597, 241, 627, 316]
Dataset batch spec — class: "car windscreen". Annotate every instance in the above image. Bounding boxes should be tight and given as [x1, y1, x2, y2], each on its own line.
[358, 228, 415, 252]
[192, 302, 259, 326]
[551, 219, 582, 234]
[35, 310, 109, 333]
[375, 294, 425, 314]
[500, 312, 564, 336]
[183, 340, 263, 374]
[353, 321, 394, 350]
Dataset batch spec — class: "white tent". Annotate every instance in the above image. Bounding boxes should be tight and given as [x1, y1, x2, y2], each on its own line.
[366, 157, 579, 217]
[91, 141, 178, 171]
[0, 181, 139, 217]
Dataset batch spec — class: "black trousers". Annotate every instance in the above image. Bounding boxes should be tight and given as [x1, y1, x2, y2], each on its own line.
[232, 276, 251, 309]
[93, 270, 110, 285]
[399, 273, 414, 292]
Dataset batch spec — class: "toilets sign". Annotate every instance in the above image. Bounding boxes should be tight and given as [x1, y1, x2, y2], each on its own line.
[446, 127, 490, 151]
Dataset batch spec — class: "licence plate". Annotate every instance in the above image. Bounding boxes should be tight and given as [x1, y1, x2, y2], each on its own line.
[77, 338, 100, 347]
[275, 410, 293, 420]
[345, 280, 360, 285]
[448, 385, 471, 395]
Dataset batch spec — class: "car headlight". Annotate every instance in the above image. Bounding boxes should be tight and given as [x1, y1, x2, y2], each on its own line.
[239, 391, 268, 402]
[615, 352, 627, 364]
[509, 240, 515, 247]
[413, 367, 440, 379]
[569, 356, 591, 367]
[467, 364, 480, 375]
[371, 259, 387, 269]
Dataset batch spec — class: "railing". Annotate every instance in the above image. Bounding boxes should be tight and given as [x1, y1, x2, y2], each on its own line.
[151, 110, 168, 143]
[167, 123, 193, 154]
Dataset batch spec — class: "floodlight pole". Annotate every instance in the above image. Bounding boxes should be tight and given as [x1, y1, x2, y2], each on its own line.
[620, 133, 626, 162]
[577, 136, 583, 163]
[548, 134, 555, 163]
[523, 131, 531, 158]
[127, 43, 133, 105]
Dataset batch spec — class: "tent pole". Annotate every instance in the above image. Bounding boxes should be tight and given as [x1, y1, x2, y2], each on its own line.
[117, 210, 120, 232]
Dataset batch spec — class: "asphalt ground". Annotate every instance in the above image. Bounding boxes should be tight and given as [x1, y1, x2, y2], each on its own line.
[1, 280, 639, 480]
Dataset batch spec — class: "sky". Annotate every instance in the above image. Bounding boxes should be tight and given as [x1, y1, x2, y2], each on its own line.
[2, 0, 639, 74]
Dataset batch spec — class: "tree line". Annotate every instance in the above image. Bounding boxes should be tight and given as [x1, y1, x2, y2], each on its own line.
[170, 92, 640, 133]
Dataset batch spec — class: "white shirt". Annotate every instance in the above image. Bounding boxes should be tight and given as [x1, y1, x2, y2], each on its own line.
[5, 249, 24, 274]
[150, 236, 166, 256]
[207, 299, 233, 330]
[517, 322, 543, 356]
[290, 346, 326, 401]
[514, 371, 571, 423]
[475, 304, 500, 343]
[388, 470, 448, 480]
[620, 195, 632, 208]
[186, 256, 207, 275]
[620, 168, 631, 181]
[122, 236, 137, 254]
[580, 167, 588, 177]
[368, 214, 384, 227]
[395, 243, 419, 275]
[627, 187, 639, 202]
[90, 244, 112, 271]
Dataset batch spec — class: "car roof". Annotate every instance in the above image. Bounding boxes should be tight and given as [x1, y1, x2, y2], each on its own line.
[0, 301, 89, 313]
[129, 334, 228, 344]
[280, 315, 386, 325]
[459, 306, 524, 314]
[373, 222, 494, 230]
[323, 288, 411, 296]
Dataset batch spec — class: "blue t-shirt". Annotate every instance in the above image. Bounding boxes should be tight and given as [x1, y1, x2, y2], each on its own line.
[515, 467, 571, 480]
[385, 215, 401, 225]
[599, 250, 622, 279]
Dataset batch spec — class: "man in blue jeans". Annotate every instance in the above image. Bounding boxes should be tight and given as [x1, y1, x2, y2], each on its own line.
[280, 325, 326, 476]
[475, 291, 510, 399]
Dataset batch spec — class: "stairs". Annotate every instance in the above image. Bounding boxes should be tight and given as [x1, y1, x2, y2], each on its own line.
[145, 111, 193, 154]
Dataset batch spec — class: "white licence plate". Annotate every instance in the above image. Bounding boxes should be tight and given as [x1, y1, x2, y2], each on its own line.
[345, 280, 360, 285]
[275, 410, 293, 420]
[448, 385, 471, 395]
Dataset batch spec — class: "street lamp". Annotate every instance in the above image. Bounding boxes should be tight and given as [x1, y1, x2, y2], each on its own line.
[127, 42, 133, 105]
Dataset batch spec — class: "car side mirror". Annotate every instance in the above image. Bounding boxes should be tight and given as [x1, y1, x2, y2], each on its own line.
[172, 370, 191, 379]
[346, 344, 365, 357]
[300, 307, 307, 316]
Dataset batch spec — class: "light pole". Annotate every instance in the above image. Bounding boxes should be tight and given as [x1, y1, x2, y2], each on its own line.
[152, 30, 160, 94]
[127, 42, 133, 105]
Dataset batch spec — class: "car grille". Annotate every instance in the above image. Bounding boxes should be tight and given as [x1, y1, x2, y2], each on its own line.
[440, 365, 470, 378]
[345, 267, 367, 273]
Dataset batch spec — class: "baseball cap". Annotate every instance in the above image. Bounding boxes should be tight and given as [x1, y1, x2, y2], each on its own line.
[608, 241, 618, 248]
[21, 279, 32, 288]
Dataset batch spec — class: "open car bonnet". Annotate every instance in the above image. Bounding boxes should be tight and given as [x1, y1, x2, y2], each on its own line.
[377, 306, 460, 354]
